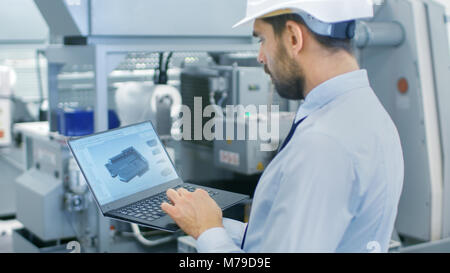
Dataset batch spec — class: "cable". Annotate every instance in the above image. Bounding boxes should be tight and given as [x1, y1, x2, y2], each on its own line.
[155, 52, 174, 84]
[154, 52, 164, 84]
[118, 229, 168, 237]
[130, 223, 178, 246]
[165, 52, 173, 73]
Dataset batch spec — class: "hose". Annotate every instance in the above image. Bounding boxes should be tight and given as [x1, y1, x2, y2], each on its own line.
[130, 223, 178, 246]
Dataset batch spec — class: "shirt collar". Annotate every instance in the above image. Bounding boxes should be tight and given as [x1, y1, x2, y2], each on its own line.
[294, 69, 370, 123]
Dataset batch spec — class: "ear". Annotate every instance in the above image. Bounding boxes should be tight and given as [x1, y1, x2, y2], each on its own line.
[284, 20, 304, 56]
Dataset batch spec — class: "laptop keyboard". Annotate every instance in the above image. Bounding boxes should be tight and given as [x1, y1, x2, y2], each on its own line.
[114, 185, 218, 222]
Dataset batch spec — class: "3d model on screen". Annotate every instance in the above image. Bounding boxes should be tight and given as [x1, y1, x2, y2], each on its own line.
[146, 139, 157, 147]
[105, 146, 149, 182]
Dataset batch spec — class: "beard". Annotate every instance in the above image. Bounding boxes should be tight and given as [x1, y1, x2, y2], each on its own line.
[271, 69, 305, 100]
[265, 44, 305, 101]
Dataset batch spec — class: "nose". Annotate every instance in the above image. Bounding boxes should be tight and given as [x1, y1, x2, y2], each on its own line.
[257, 47, 266, 65]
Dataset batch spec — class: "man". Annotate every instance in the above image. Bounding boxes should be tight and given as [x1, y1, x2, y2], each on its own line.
[161, 0, 404, 252]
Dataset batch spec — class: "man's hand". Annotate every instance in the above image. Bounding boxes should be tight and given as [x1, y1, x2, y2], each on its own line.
[161, 188, 223, 239]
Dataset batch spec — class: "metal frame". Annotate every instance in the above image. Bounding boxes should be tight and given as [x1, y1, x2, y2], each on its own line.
[358, 0, 450, 242]
[45, 38, 258, 132]
[411, 0, 444, 242]
[423, 0, 450, 239]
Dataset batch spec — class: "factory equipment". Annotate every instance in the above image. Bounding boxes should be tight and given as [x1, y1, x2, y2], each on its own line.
[14, 124, 77, 242]
[0, 67, 13, 146]
[112, 52, 182, 131]
[7, 0, 258, 253]
[0, 0, 48, 120]
[57, 108, 120, 136]
[357, 0, 450, 248]
[175, 65, 293, 179]
[0, 67, 19, 220]
[65, 157, 90, 212]
[33, 0, 255, 134]
[0, 0, 49, 220]
[0, 67, 17, 221]
[3, 0, 449, 253]
[212, 112, 294, 175]
[12, 122, 179, 253]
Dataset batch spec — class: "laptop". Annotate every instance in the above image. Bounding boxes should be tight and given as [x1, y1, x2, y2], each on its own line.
[67, 121, 249, 232]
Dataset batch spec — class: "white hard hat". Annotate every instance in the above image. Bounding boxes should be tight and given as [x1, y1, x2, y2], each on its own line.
[233, 0, 374, 28]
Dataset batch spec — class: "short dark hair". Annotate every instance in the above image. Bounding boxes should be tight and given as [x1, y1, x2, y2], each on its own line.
[262, 13, 353, 54]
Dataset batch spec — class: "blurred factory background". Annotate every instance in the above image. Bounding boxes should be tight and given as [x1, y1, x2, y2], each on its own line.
[0, 0, 450, 253]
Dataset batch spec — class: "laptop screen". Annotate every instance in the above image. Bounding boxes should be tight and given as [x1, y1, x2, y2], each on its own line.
[69, 122, 179, 206]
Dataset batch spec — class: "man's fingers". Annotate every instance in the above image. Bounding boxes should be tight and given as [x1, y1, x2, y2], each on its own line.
[166, 188, 180, 204]
[161, 202, 178, 218]
[195, 188, 210, 198]
[177, 187, 190, 196]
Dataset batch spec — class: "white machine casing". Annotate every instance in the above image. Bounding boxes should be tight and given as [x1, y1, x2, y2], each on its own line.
[0, 67, 13, 146]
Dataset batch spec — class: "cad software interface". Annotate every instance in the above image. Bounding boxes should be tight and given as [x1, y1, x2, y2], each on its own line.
[70, 122, 178, 206]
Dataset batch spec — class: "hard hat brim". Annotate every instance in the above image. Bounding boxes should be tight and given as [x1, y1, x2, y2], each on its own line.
[232, 9, 292, 28]
[232, 0, 373, 29]
[232, 16, 254, 28]
[232, 6, 296, 28]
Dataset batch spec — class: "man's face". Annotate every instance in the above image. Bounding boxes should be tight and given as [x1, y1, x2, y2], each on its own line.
[253, 19, 305, 100]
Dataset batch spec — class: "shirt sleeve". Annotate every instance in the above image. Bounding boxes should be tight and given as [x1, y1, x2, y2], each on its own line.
[196, 218, 247, 253]
[258, 132, 355, 252]
[222, 218, 248, 246]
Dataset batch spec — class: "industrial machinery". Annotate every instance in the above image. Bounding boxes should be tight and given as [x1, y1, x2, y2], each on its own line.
[4, 0, 450, 253]
[356, 0, 450, 251]
[0, 0, 48, 122]
[0, 0, 49, 219]
[13, 122, 170, 253]
[212, 112, 294, 175]
[175, 65, 294, 178]
[0, 67, 13, 147]
[10, 0, 259, 253]
[14, 123, 79, 251]
[0, 67, 15, 220]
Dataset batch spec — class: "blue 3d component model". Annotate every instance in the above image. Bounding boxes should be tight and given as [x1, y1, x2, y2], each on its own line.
[105, 146, 149, 182]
